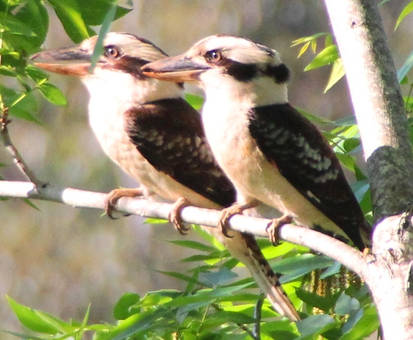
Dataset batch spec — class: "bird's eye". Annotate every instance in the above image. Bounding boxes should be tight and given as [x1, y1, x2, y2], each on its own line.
[205, 50, 222, 63]
[104, 45, 120, 59]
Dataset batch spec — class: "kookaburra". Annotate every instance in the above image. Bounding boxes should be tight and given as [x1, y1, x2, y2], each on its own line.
[142, 34, 370, 250]
[31, 33, 300, 320]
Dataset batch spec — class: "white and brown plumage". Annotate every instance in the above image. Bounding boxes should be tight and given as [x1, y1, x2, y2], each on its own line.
[31, 33, 300, 321]
[142, 34, 370, 251]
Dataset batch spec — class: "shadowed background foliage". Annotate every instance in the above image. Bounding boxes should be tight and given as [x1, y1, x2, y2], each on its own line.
[0, 0, 411, 337]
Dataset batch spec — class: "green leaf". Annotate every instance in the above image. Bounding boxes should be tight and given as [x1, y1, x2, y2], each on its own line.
[169, 239, 216, 252]
[0, 13, 36, 37]
[47, 0, 90, 43]
[0, 85, 40, 123]
[185, 93, 204, 111]
[297, 314, 337, 337]
[398, 50, 413, 83]
[39, 82, 67, 106]
[304, 45, 338, 71]
[144, 217, 168, 224]
[295, 288, 337, 312]
[7, 295, 70, 334]
[296, 107, 333, 125]
[198, 267, 238, 286]
[334, 292, 360, 315]
[340, 305, 379, 339]
[90, 3, 118, 70]
[324, 57, 345, 92]
[113, 293, 140, 320]
[77, 0, 132, 26]
[25, 65, 49, 83]
[273, 254, 336, 283]
[395, 1, 413, 30]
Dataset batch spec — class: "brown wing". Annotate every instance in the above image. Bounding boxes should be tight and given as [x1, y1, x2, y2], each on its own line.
[248, 103, 369, 249]
[124, 98, 236, 207]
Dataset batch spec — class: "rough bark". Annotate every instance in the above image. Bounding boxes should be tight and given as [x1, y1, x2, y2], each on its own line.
[324, 0, 413, 338]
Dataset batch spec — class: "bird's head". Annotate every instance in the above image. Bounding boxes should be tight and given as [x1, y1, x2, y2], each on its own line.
[142, 35, 290, 105]
[31, 33, 182, 103]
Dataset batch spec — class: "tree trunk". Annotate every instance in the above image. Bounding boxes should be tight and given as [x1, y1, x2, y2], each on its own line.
[324, 0, 413, 338]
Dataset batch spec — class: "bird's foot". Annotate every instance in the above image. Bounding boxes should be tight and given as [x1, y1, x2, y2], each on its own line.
[218, 201, 258, 238]
[105, 188, 144, 219]
[168, 197, 191, 235]
[266, 215, 293, 245]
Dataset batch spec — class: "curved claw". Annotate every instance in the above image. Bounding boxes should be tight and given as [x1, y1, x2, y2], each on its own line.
[266, 215, 293, 245]
[218, 209, 236, 238]
[104, 188, 143, 219]
[217, 201, 258, 238]
[168, 197, 191, 235]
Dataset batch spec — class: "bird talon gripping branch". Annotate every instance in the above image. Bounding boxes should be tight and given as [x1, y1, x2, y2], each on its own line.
[105, 188, 144, 219]
[168, 197, 191, 234]
[266, 215, 293, 245]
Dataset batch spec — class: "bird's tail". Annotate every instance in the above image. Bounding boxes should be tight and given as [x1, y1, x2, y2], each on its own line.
[207, 227, 300, 321]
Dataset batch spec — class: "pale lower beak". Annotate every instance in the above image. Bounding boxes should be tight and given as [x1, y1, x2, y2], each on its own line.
[30, 47, 91, 76]
[142, 54, 209, 82]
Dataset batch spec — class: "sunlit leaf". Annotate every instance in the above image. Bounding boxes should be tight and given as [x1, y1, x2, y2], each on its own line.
[7, 296, 71, 334]
[395, 1, 413, 30]
[113, 293, 140, 320]
[77, 0, 132, 26]
[185, 93, 204, 110]
[39, 82, 67, 106]
[324, 57, 345, 92]
[47, 0, 90, 43]
[304, 45, 338, 71]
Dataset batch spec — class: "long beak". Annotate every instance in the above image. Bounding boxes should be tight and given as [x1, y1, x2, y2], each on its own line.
[142, 54, 209, 82]
[30, 46, 91, 76]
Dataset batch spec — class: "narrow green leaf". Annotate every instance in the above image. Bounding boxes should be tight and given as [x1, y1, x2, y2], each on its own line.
[395, 1, 413, 30]
[304, 45, 338, 71]
[6, 295, 69, 334]
[297, 41, 310, 58]
[39, 82, 67, 106]
[397, 50, 413, 83]
[144, 217, 168, 224]
[0, 13, 36, 36]
[324, 57, 345, 92]
[47, 0, 90, 43]
[113, 293, 140, 320]
[90, 3, 118, 71]
[158, 270, 206, 286]
[291, 33, 327, 47]
[185, 93, 204, 110]
[169, 239, 215, 252]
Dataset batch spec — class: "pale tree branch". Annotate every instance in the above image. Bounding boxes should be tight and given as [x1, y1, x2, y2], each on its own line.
[324, 1, 413, 338]
[0, 179, 367, 278]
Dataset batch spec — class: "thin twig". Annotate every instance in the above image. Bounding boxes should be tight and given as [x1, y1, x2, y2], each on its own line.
[0, 103, 45, 189]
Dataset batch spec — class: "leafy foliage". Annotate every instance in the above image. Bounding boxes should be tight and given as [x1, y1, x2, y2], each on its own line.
[4, 228, 378, 339]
